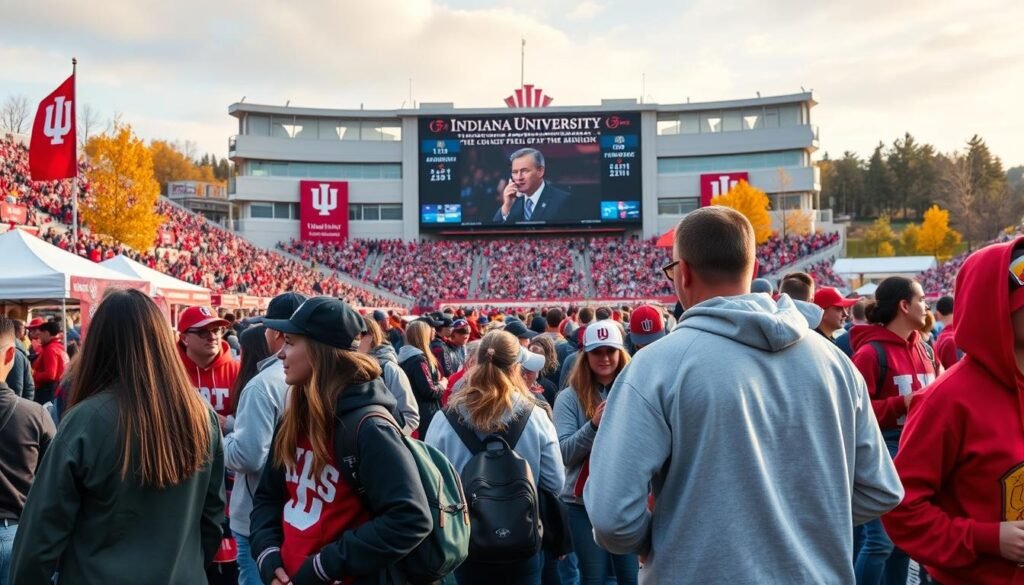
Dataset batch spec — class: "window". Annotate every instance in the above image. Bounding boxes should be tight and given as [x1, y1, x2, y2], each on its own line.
[348, 203, 403, 221]
[245, 161, 402, 180]
[248, 115, 270, 136]
[721, 111, 742, 132]
[779, 105, 801, 127]
[658, 198, 700, 215]
[680, 113, 700, 134]
[701, 113, 721, 133]
[764, 107, 780, 128]
[743, 110, 762, 130]
[380, 204, 403, 220]
[250, 203, 273, 218]
[657, 150, 805, 174]
[657, 116, 680, 135]
[274, 202, 292, 219]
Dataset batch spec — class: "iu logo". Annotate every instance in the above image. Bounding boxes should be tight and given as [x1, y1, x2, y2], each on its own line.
[597, 328, 609, 341]
[44, 96, 73, 146]
[311, 183, 339, 216]
[504, 84, 553, 109]
[709, 175, 741, 198]
[199, 306, 213, 317]
[640, 319, 654, 333]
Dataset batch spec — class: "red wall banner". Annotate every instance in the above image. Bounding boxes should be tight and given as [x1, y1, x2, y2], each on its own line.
[0, 203, 28, 225]
[700, 172, 750, 207]
[299, 180, 349, 243]
[70, 276, 150, 335]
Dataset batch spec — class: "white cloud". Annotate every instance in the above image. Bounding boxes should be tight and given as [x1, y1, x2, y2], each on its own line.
[566, 1, 606, 20]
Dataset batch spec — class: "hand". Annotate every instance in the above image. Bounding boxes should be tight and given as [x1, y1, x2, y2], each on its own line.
[271, 567, 291, 585]
[1000, 522, 1024, 563]
[501, 178, 519, 216]
[592, 401, 607, 428]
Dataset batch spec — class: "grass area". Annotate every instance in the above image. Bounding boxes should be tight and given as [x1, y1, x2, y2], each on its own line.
[845, 238, 969, 258]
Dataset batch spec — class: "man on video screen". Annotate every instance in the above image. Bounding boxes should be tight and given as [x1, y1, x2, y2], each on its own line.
[492, 147, 571, 223]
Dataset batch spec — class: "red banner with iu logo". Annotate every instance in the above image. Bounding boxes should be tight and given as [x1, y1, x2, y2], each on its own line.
[299, 180, 349, 243]
[700, 172, 749, 207]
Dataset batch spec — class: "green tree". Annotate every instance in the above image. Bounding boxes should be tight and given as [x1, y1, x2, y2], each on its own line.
[865, 143, 895, 217]
[83, 124, 164, 250]
[865, 215, 896, 255]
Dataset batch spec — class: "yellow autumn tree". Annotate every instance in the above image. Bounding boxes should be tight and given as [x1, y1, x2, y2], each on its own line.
[865, 215, 896, 255]
[784, 209, 813, 237]
[878, 241, 896, 257]
[900, 223, 920, 255]
[711, 180, 772, 244]
[83, 124, 164, 250]
[917, 204, 963, 261]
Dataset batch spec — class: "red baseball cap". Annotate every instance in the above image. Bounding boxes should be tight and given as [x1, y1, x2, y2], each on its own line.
[177, 306, 229, 333]
[813, 287, 859, 310]
[26, 317, 46, 329]
[629, 305, 666, 346]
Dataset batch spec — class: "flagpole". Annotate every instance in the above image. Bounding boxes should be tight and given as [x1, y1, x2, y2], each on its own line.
[520, 38, 525, 91]
[71, 57, 79, 247]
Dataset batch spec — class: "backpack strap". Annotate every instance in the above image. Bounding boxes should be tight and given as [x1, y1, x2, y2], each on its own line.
[337, 404, 398, 505]
[445, 409, 487, 455]
[869, 341, 888, 396]
[503, 402, 535, 450]
[920, 342, 940, 373]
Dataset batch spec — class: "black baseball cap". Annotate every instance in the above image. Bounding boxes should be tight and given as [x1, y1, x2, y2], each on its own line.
[254, 292, 308, 324]
[263, 296, 366, 351]
[504, 319, 538, 340]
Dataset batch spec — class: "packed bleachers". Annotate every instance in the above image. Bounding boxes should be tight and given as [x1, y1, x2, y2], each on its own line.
[916, 229, 1023, 296]
[3, 136, 395, 307]
[590, 236, 673, 298]
[478, 239, 585, 299]
[757, 232, 840, 275]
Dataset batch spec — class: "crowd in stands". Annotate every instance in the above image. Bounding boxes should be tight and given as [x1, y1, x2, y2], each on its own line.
[590, 236, 673, 298]
[805, 258, 846, 289]
[756, 232, 841, 275]
[916, 228, 1024, 296]
[478, 238, 585, 300]
[2, 137, 393, 307]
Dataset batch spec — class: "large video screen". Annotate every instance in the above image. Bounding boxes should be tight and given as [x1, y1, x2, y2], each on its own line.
[418, 112, 642, 229]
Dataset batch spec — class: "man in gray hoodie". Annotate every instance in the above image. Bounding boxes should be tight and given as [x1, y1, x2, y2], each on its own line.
[585, 207, 903, 584]
[223, 292, 305, 585]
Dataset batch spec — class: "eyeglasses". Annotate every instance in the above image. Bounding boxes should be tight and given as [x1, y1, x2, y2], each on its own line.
[661, 260, 680, 282]
[186, 327, 225, 338]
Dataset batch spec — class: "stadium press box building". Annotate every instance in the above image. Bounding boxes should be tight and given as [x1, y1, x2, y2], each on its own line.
[226, 91, 824, 248]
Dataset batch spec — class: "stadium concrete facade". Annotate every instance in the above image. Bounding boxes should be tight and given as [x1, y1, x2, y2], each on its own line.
[228, 92, 824, 248]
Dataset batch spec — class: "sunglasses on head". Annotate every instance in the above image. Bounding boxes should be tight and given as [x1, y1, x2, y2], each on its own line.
[1011, 255, 1024, 287]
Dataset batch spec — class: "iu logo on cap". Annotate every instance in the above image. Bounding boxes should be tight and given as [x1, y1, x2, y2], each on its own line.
[199, 307, 212, 317]
[641, 319, 654, 333]
[597, 327, 609, 341]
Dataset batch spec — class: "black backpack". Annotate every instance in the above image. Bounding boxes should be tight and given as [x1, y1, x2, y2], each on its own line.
[445, 404, 543, 564]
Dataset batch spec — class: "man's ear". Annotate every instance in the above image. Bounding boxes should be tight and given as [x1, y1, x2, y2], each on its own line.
[2, 345, 14, 369]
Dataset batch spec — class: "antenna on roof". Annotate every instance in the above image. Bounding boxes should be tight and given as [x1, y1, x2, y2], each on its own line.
[240, 96, 246, 103]
[285, 100, 290, 107]
[756, 91, 761, 98]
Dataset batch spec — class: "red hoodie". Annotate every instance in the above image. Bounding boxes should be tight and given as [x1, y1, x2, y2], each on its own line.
[177, 339, 240, 417]
[934, 325, 962, 369]
[32, 339, 68, 388]
[882, 237, 1024, 585]
[851, 325, 939, 429]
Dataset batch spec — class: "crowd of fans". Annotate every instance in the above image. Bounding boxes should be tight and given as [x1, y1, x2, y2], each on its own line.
[804, 258, 846, 289]
[590, 236, 673, 298]
[916, 228, 1024, 296]
[756, 232, 841, 275]
[478, 238, 586, 300]
[2, 137, 394, 307]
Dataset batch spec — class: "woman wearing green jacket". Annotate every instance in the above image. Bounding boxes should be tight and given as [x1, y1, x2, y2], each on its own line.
[9, 289, 225, 584]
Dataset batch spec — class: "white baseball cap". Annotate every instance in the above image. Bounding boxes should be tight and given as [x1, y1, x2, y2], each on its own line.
[519, 347, 546, 373]
[583, 320, 625, 352]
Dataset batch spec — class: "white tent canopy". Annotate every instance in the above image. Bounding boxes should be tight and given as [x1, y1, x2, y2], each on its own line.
[101, 254, 211, 305]
[855, 282, 879, 296]
[833, 256, 937, 279]
[0, 229, 148, 301]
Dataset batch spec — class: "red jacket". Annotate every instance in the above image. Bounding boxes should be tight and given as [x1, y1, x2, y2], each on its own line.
[32, 339, 68, 388]
[882, 237, 1024, 585]
[177, 340, 240, 417]
[851, 325, 939, 429]
[934, 325, 962, 369]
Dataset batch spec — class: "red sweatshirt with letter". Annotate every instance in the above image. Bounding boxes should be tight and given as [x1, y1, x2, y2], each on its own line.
[882, 237, 1024, 585]
[177, 340, 240, 417]
[850, 325, 938, 430]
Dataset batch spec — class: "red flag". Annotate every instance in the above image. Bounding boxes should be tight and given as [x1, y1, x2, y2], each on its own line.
[30, 73, 77, 181]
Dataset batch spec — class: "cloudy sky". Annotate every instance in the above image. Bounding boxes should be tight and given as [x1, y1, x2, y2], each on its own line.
[2, 0, 1022, 166]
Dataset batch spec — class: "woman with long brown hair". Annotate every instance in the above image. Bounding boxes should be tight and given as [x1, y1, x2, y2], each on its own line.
[249, 297, 431, 585]
[553, 320, 638, 585]
[9, 289, 225, 585]
[398, 319, 447, 438]
[425, 329, 564, 585]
